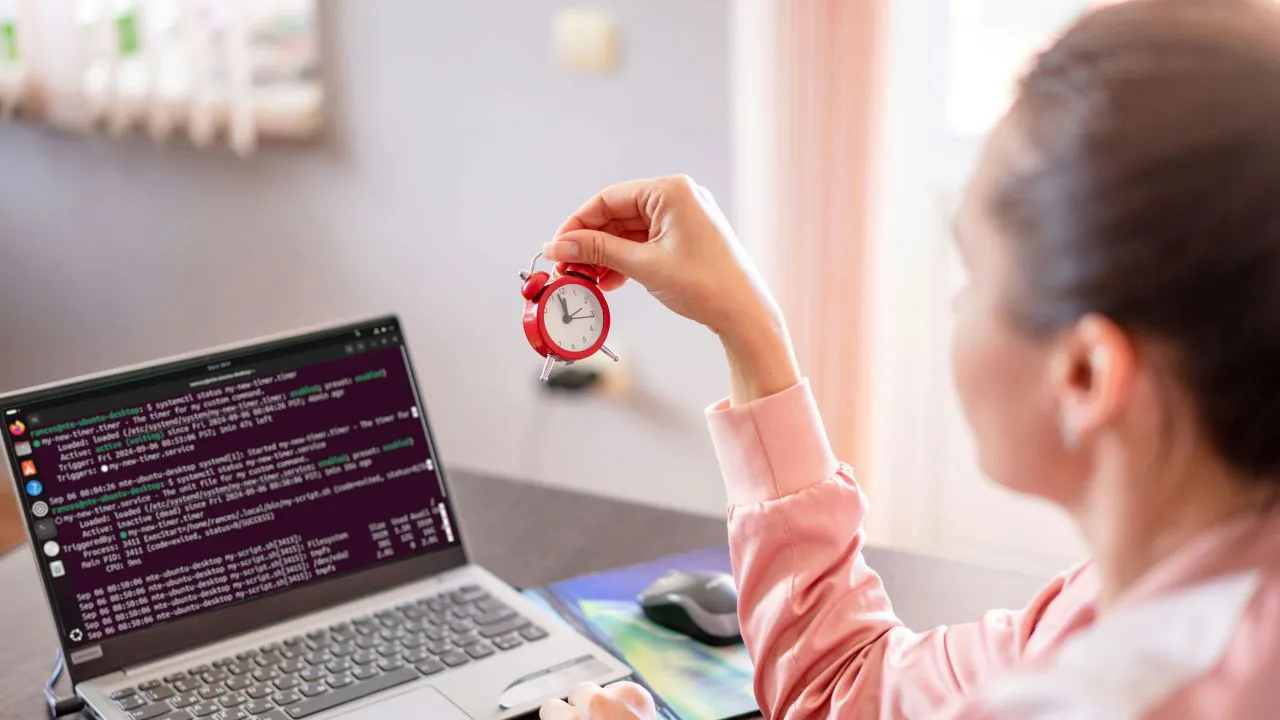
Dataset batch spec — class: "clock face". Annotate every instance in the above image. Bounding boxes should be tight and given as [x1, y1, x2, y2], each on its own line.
[543, 282, 605, 354]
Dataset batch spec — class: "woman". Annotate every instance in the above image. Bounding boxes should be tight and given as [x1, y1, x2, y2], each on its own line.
[539, 1, 1280, 718]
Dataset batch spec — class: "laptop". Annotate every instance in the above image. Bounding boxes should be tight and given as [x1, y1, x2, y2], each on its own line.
[1, 315, 631, 720]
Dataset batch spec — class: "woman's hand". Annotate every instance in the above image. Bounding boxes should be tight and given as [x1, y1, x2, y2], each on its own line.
[539, 682, 658, 720]
[545, 175, 801, 404]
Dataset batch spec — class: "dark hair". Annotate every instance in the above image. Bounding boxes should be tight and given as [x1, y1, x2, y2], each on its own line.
[995, 0, 1280, 483]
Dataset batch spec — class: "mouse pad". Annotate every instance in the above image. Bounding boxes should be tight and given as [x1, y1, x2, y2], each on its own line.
[522, 546, 757, 720]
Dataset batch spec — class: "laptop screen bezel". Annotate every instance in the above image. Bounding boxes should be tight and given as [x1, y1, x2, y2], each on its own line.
[0, 315, 470, 683]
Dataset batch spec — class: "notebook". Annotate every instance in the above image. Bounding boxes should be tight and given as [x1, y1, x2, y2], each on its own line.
[521, 546, 758, 720]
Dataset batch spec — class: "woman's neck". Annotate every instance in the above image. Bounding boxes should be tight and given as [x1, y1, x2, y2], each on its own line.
[1076, 445, 1269, 609]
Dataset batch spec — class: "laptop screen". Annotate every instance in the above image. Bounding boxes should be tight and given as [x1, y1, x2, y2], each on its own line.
[2, 318, 461, 650]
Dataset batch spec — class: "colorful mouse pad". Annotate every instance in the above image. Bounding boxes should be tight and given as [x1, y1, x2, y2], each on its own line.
[521, 545, 757, 720]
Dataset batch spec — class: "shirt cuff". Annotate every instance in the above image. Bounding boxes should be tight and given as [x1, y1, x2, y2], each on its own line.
[705, 378, 839, 505]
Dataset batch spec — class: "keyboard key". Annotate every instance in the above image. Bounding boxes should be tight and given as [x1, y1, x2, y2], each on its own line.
[376, 643, 400, 658]
[426, 597, 447, 612]
[352, 667, 379, 681]
[249, 682, 278, 697]
[218, 693, 249, 708]
[298, 682, 328, 698]
[252, 667, 281, 682]
[198, 686, 224, 700]
[476, 597, 508, 613]
[118, 695, 147, 711]
[190, 701, 222, 716]
[447, 619, 475, 634]
[326, 674, 354, 689]
[129, 702, 175, 720]
[272, 690, 303, 706]
[190, 665, 212, 676]
[474, 608, 516, 625]
[378, 628, 405, 642]
[279, 659, 307, 674]
[145, 686, 176, 702]
[452, 631, 482, 647]
[283, 636, 306, 647]
[450, 585, 488, 604]
[157, 713, 197, 720]
[170, 692, 200, 708]
[466, 643, 495, 659]
[423, 626, 448, 641]
[519, 625, 549, 642]
[299, 667, 326, 683]
[255, 652, 282, 667]
[478, 616, 530, 638]
[261, 642, 282, 653]
[376, 658, 404, 673]
[236, 650, 258, 660]
[352, 650, 379, 665]
[330, 622, 352, 633]
[112, 687, 138, 700]
[403, 648, 432, 664]
[305, 630, 327, 640]
[400, 635, 426, 649]
[280, 648, 303, 660]
[228, 661, 255, 676]
[212, 659, 236, 668]
[280, 667, 419, 719]
[330, 643, 356, 657]
[493, 635, 523, 651]
[226, 677, 254, 692]
[244, 699, 275, 715]
[173, 678, 203, 693]
[415, 659, 444, 676]
[201, 671, 230, 684]
[440, 651, 470, 668]
[354, 635, 380, 650]
[164, 673, 188, 683]
[271, 677, 300, 692]
[138, 680, 163, 691]
[214, 711, 249, 720]
[304, 652, 329, 666]
[325, 659, 352, 674]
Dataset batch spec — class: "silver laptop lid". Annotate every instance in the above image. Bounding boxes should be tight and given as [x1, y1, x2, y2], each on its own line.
[0, 315, 468, 683]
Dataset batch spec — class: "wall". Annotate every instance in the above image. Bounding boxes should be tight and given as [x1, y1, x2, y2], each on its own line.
[0, 0, 735, 516]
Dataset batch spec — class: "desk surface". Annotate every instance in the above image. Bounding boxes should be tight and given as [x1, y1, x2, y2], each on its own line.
[0, 471, 1050, 719]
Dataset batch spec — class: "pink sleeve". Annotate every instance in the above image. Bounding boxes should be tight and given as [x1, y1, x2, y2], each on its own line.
[706, 380, 1079, 719]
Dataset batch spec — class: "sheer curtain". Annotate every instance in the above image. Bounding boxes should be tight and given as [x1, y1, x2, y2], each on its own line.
[731, 0, 888, 481]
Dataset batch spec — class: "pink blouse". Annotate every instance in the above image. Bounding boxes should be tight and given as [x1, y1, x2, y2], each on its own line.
[706, 380, 1280, 719]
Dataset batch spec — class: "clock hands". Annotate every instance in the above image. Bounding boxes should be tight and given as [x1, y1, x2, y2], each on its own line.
[567, 309, 595, 321]
[557, 294, 571, 324]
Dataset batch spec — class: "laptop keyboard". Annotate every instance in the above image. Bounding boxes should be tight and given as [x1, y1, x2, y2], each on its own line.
[107, 584, 548, 720]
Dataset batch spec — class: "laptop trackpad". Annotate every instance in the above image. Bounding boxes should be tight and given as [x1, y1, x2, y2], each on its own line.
[331, 685, 469, 720]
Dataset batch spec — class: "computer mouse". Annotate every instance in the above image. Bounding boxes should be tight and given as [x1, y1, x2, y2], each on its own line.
[637, 570, 742, 646]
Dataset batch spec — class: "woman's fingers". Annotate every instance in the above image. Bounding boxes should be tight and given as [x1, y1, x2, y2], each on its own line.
[554, 178, 666, 236]
[539, 698, 578, 720]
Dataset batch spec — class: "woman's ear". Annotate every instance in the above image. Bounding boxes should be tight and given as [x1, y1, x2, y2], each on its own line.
[1054, 314, 1136, 450]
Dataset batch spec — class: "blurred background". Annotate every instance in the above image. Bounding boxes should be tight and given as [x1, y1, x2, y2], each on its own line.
[0, 0, 1113, 576]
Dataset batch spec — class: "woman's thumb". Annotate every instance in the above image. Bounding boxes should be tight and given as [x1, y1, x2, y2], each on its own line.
[543, 229, 651, 281]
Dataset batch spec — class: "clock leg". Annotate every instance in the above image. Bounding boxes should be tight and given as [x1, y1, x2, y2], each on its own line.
[539, 354, 557, 381]
[601, 345, 620, 361]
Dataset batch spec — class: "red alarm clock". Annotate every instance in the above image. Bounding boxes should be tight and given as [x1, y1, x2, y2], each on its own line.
[519, 252, 619, 380]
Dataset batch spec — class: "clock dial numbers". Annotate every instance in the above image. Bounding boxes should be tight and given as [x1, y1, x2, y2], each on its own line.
[544, 283, 604, 353]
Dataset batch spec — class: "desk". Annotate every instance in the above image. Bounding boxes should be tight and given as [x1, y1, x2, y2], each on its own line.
[0, 471, 1050, 719]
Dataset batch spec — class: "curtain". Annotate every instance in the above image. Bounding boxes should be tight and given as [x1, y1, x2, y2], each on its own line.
[731, 0, 888, 479]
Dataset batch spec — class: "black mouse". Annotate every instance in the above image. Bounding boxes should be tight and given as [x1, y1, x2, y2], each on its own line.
[636, 570, 741, 646]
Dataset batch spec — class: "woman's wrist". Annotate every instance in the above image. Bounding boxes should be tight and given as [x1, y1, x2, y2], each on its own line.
[719, 312, 801, 406]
